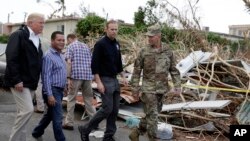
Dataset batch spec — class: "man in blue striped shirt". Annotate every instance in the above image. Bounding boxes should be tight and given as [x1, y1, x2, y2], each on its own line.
[63, 33, 96, 130]
[32, 31, 67, 141]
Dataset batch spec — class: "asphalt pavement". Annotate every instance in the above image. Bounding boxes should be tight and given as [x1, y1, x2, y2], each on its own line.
[0, 89, 149, 141]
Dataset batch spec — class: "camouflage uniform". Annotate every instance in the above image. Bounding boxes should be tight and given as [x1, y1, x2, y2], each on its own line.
[130, 25, 181, 141]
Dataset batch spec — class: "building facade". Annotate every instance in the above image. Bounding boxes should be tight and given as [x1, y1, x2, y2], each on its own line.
[4, 17, 81, 40]
[229, 24, 250, 37]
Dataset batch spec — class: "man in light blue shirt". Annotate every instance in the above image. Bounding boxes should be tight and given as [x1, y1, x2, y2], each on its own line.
[32, 31, 67, 141]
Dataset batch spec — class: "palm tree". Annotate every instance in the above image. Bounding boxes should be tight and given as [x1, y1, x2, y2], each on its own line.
[55, 0, 66, 17]
[36, 0, 56, 19]
[243, 0, 250, 12]
[37, 0, 66, 18]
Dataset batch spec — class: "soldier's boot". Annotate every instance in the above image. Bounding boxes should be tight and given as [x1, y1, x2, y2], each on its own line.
[129, 128, 140, 141]
[148, 134, 158, 141]
[148, 137, 157, 141]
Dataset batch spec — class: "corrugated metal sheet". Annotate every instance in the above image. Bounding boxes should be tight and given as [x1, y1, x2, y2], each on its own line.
[236, 100, 250, 124]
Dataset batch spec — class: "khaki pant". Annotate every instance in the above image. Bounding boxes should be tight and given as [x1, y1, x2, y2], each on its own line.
[9, 88, 35, 141]
[64, 80, 96, 126]
[35, 80, 44, 111]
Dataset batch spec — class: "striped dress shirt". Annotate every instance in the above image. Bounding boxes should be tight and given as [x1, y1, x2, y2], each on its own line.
[42, 47, 67, 96]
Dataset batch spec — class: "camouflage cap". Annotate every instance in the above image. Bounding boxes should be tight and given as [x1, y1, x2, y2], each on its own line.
[145, 23, 161, 36]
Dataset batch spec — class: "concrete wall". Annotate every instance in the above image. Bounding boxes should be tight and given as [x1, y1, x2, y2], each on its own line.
[43, 18, 79, 39]
[229, 24, 250, 37]
[6, 17, 81, 40]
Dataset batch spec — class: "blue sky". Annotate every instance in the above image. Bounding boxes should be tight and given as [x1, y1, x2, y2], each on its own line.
[1, 0, 250, 34]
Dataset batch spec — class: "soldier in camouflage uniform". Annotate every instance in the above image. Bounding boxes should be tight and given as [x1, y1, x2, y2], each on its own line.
[129, 24, 181, 141]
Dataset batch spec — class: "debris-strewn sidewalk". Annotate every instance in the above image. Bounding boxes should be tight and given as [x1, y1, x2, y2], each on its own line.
[0, 89, 147, 141]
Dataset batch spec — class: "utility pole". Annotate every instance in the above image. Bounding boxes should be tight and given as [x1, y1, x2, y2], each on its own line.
[23, 12, 28, 23]
[7, 12, 14, 23]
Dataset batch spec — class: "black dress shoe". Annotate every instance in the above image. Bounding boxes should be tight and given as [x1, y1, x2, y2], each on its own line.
[62, 124, 74, 130]
[34, 108, 44, 114]
[103, 136, 115, 141]
[93, 126, 100, 130]
[78, 126, 89, 141]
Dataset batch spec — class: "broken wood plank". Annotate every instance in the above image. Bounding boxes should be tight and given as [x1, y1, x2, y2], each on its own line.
[207, 111, 230, 118]
[169, 122, 217, 132]
[118, 109, 141, 120]
[161, 100, 231, 112]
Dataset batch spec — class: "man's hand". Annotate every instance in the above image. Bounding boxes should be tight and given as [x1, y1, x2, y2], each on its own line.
[97, 81, 105, 94]
[132, 88, 140, 101]
[67, 78, 72, 90]
[121, 77, 128, 86]
[14, 82, 23, 92]
[93, 74, 105, 94]
[120, 71, 128, 86]
[48, 95, 56, 106]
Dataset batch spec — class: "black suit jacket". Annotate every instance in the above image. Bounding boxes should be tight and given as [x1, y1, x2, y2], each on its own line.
[4, 25, 43, 90]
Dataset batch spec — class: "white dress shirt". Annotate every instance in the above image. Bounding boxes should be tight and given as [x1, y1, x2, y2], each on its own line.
[27, 27, 40, 50]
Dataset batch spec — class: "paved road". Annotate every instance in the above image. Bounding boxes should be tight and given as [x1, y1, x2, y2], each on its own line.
[0, 90, 149, 141]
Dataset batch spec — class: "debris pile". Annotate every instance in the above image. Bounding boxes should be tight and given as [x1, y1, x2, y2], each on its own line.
[159, 50, 250, 139]
[120, 83, 139, 104]
[67, 50, 250, 140]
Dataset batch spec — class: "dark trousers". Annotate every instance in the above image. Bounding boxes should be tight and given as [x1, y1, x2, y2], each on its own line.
[32, 87, 65, 141]
[84, 76, 120, 138]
